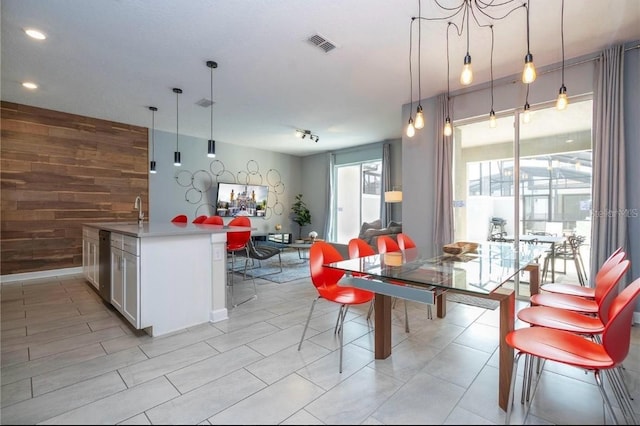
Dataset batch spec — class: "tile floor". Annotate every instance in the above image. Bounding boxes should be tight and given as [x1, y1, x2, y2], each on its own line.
[1, 270, 639, 425]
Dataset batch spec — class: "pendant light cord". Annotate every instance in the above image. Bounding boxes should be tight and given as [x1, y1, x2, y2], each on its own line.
[560, 0, 565, 85]
[210, 64, 214, 140]
[446, 22, 452, 116]
[490, 24, 494, 111]
[417, 0, 422, 103]
[408, 18, 415, 118]
[151, 108, 155, 160]
[175, 90, 179, 151]
[526, 0, 531, 54]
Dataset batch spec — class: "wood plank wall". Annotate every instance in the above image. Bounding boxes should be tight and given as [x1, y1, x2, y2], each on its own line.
[1, 102, 148, 276]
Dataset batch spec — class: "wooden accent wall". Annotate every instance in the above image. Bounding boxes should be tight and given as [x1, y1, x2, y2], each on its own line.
[1, 102, 148, 276]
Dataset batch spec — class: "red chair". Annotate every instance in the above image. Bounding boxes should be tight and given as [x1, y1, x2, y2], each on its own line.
[203, 215, 224, 225]
[192, 215, 208, 224]
[298, 241, 374, 373]
[171, 214, 188, 223]
[226, 216, 255, 307]
[540, 248, 624, 298]
[529, 252, 627, 315]
[506, 277, 640, 425]
[397, 233, 417, 250]
[377, 235, 400, 254]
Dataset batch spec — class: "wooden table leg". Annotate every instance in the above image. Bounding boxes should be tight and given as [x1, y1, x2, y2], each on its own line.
[374, 293, 392, 359]
[436, 291, 446, 318]
[490, 288, 515, 412]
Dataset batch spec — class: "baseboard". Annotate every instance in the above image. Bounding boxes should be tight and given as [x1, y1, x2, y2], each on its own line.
[0, 267, 83, 284]
[210, 308, 228, 323]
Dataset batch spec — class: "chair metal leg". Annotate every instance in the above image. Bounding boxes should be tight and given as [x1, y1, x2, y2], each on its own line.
[506, 351, 524, 425]
[594, 370, 620, 425]
[404, 300, 410, 333]
[298, 297, 319, 351]
[338, 304, 346, 373]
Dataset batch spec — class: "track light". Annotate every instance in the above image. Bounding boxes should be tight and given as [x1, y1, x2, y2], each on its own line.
[295, 129, 319, 142]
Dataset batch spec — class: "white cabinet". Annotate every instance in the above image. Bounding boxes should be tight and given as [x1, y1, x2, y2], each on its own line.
[110, 233, 140, 328]
[82, 227, 99, 290]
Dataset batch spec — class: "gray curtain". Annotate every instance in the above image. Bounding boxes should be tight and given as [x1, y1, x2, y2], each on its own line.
[432, 93, 454, 252]
[590, 44, 627, 285]
[381, 142, 392, 225]
[324, 152, 336, 241]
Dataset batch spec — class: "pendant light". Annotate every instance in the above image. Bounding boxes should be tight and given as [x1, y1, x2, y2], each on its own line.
[556, 0, 568, 110]
[443, 22, 453, 137]
[406, 16, 416, 138]
[206, 60, 218, 157]
[148, 106, 157, 174]
[173, 88, 182, 166]
[460, 3, 473, 85]
[522, 0, 536, 84]
[523, 83, 531, 124]
[414, 0, 424, 129]
[488, 25, 497, 128]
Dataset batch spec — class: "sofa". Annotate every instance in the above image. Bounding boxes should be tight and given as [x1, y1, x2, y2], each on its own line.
[357, 219, 403, 250]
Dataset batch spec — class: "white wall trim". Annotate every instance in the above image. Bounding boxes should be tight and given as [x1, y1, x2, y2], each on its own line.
[0, 267, 83, 284]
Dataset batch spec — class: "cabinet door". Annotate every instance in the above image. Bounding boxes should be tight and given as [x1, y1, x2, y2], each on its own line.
[122, 251, 140, 327]
[111, 248, 124, 312]
[88, 239, 99, 289]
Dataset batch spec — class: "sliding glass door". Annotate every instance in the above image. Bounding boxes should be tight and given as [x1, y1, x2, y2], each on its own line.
[453, 97, 593, 299]
[334, 161, 382, 244]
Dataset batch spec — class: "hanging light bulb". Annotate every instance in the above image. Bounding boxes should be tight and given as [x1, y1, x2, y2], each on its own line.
[556, 85, 568, 110]
[522, 1, 536, 83]
[414, 105, 425, 129]
[523, 102, 531, 124]
[148, 106, 157, 174]
[206, 61, 218, 158]
[489, 110, 497, 128]
[173, 88, 182, 166]
[406, 118, 416, 137]
[460, 54, 473, 85]
[460, 5, 473, 85]
[444, 117, 452, 136]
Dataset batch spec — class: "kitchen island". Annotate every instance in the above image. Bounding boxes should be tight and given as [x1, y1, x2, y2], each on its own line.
[82, 221, 247, 337]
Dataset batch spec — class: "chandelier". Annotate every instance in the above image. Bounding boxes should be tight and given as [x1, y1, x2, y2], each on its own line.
[406, 0, 537, 138]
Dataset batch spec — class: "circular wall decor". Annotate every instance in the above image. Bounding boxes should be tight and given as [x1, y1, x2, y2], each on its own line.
[215, 170, 236, 184]
[209, 160, 226, 177]
[246, 160, 259, 175]
[185, 188, 203, 204]
[274, 181, 285, 194]
[195, 203, 215, 217]
[248, 171, 263, 185]
[192, 169, 213, 192]
[237, 170, 249, 185]
[266, 190, 277, 208]
[175, 170, 194, 187]
[266, 168, 282, 187]
[273, 201, 284, 216]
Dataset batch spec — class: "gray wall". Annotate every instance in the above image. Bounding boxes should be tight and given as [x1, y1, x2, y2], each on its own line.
[149, 129, 303, 236]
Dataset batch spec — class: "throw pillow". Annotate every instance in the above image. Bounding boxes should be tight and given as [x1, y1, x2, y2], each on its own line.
[359, 219, 382, 238]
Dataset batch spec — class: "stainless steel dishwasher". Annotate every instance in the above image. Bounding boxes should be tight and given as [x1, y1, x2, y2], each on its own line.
[98, 230, 111, 302]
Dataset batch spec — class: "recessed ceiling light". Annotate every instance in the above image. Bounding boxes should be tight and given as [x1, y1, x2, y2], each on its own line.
[566, 139, 574, 143]
[24, 28, 46, 40]
[22, 82, 38, 90]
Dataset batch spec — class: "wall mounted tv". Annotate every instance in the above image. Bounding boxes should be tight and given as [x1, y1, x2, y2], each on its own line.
[215, 182, 268, 217]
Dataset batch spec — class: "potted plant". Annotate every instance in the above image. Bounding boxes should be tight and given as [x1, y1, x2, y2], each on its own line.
[291, 194, 311, 241]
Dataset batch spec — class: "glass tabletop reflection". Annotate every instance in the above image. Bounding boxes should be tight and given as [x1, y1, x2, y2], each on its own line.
[326, 241, 546, 296]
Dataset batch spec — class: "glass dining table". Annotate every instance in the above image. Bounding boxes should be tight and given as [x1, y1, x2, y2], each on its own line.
[326, 241, 546, 411]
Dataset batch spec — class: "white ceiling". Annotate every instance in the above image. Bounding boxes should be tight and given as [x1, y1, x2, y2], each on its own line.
[2, 0, 639, 157]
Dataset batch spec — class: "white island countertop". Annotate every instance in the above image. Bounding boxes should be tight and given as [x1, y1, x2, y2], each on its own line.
[83, 221, 249, 238]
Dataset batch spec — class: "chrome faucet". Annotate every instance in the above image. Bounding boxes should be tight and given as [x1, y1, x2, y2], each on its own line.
[134, 196, 144, 225]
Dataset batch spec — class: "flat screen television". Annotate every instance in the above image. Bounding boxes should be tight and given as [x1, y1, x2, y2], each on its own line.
[215, 182, 268, 217]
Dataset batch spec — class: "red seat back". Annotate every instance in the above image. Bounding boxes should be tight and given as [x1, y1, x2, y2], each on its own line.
[171, 214, 188, 223]
[595, 259, 630, 324]
[348, 238, 375, 258]
[192, 215, 208, 224]
[603, 277, 640, 364]
[227, 216, 251, 251]
[397, 233, 417, 250]
[309, 241, 345, 291]
[377, 235, 400, 254]
[203, 215, 224, 225]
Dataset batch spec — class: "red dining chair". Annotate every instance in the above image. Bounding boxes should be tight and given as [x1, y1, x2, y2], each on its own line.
[397, 233, 417, 250]
[192, 215, 208, 224]
[506, 277, 640, 425]
[226, 216, 256, 307]
[203, 215, 224, 225]
[298, 241, 375, 373]
[517, 259, 632, 406]
[539, 247, 624, 298]
[348, 237, 413, 330]
[529, 252, 627, 315]
[171, 214, 188, 223]
[377, 235, 400, 254]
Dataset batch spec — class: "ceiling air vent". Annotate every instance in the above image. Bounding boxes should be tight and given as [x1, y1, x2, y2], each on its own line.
[196, 98, 214, 108]
[307, 34, 337, 53]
